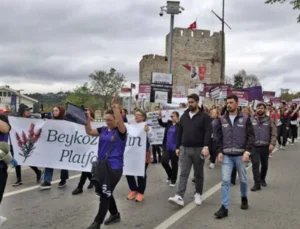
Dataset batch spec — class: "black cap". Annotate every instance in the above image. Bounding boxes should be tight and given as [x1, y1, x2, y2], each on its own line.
[18, 104, 32, 116]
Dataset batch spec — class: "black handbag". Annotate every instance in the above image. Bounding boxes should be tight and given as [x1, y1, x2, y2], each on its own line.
[91, 134, 116, 198]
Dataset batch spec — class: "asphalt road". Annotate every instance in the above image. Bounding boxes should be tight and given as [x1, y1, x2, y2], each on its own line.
[1, 141, 299, 229]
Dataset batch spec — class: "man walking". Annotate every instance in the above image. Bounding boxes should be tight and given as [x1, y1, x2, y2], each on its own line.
[251, 103, 277, 191]
[168, 93, 211, 207]
[214, 95, 254, 219]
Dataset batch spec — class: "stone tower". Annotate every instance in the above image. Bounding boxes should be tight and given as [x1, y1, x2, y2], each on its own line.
[139, 28, 224, 93]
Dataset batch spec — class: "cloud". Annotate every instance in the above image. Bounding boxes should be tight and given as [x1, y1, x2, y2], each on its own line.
[0, 0, 299, 94]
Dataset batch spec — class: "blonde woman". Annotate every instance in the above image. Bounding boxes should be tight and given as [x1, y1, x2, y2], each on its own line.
[126, 109, 152, 202]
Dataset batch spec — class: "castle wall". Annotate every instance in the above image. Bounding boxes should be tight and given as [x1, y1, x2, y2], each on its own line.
[139, 27, 225, 95]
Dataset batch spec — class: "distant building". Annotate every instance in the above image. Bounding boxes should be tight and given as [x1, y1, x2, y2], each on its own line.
[0, 85, 38, 111]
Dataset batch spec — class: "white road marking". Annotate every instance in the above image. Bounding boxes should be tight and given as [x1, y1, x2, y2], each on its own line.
[154, 149, 278, 229]
[3, 174, 81, 198]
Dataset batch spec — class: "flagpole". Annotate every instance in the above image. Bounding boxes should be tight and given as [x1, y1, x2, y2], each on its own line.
[221, 0, 225, 83]
[129, 84, 133, 114]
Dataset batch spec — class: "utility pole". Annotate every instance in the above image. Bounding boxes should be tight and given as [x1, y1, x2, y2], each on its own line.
[211, 0, 232, 84]
[160, 1, 185, 74]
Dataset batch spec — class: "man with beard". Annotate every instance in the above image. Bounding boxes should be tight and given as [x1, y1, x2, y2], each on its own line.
[214, 95, 254, 219]
[250, 103, 277, 191]
[168, 93, 211, 207]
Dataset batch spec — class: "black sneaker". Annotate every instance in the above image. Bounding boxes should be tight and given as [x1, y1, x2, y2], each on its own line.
[241, 197, 248, 210]
[40, 181, 51, 190]
[104, 213, 121, 225]
[87, 222, 101, 229]
[12, 180, 23, 187]
[250, 185, 261, 192]
[36, 170, 43, 183]
[214, 205, 228, 219]
[231, 180, 236, 186]
[192, 178, 195, 184]
[72, 187, 83, 195]
[87, 182, 94, 189]
[261, 180, 267, 187]
[58, 180, 67, 188]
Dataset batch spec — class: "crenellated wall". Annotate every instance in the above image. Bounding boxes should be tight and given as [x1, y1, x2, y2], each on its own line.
[139, 27, 225, 94]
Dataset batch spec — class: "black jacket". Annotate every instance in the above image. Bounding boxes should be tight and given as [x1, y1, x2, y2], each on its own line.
[176, 108, 212, 149]
[158, 119, 179, 150]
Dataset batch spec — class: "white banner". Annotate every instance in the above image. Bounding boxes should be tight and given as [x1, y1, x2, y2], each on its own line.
[8, 117, 147, 176]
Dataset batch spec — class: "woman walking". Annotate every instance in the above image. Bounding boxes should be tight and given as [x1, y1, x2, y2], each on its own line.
[86, 100, 127, 229]
[39, 106, 69, 190]
[208, 108, 220, 169]
[126, 109, 152, 202]
[72, 108, 95, 195]
[157, 110, 180, 187]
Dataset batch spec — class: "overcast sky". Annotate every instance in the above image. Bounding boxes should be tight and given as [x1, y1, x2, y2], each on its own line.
[0, 0, 299, 95]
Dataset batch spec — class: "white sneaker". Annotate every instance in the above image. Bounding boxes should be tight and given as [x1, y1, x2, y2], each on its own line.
[281, 146, 286, 150]
[168, 195, 184, 207]
[169, 182, 176, 188]
[209, 163, 215, 169]
[0, 216, 7, 227]
[194, 193, 202, 205]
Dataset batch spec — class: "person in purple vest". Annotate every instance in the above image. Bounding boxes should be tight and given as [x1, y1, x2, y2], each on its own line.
[85, 100, 127, 229]
[157, 109, 180, 187]
[250, 103, 277, 191]
[0, 113, 18, 227]
[214, 94, 255, 219]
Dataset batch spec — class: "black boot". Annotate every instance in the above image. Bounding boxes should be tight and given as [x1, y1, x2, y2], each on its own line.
[87, 182, 94, 189]
[36, 170, 42, 183]
[241, 197, 248, 210]
[87, 222, 100, 229]
[214, 205, 228, 219]
[104, 213, 121, 225]
[261, 180, 267, 187]
[72, 187, 83, 195]
[250, 185, 261, 192]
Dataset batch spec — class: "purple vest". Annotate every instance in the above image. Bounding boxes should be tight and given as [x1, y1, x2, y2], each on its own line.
[251, 116, 271, 146]
[220, 113, 248, 155]
[98, 127, 126, 170]
[166, 125, 176, 151]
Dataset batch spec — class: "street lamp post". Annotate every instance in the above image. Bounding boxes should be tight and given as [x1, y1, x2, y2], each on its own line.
[160, 1, 185, 74]
[16, 89, 24, 111]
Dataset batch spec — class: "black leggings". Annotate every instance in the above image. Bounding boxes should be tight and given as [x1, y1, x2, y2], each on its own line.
[0, 168, 8, 204]
[290, 125, 298, 143]
[15, 165, 40, 181]
[77, 172, 92, 189]
[94, 169, 123, 225]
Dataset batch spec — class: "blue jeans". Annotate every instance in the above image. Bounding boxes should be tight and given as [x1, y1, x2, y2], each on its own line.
[44, 168, 69, 183]
[221, 155, 247, 208]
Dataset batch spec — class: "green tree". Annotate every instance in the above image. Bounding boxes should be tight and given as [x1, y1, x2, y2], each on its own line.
[265, 0, 300, 22]
[280, 91, 300, 101]
[89, 68, 126, 109]
[65, 82, 99, 110]
[232, 70, 261, 89]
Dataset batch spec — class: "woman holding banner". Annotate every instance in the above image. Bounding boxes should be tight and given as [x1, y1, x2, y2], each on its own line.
[72, 108, 95, 195]
[39, 105, 69, 190]
[85, 100, 127, 229]
[126, 109, 152, 202]
[157, 110, 180, 187]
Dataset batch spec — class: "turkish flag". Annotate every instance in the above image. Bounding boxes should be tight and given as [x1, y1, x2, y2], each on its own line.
[188, 21, 197, 30]
[199, 66, 207, 80]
